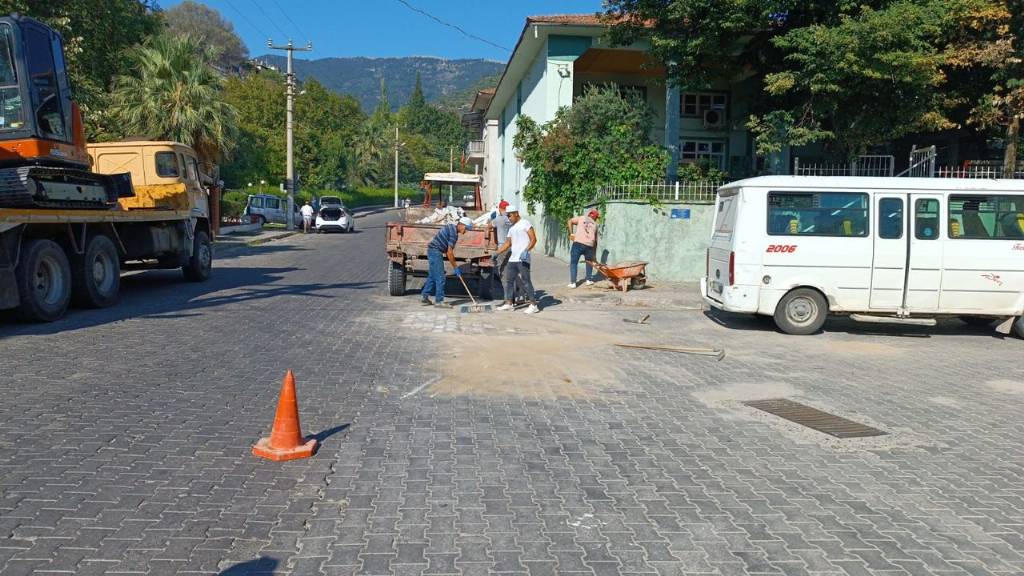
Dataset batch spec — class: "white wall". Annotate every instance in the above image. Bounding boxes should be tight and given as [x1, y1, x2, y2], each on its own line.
[498, 41, 548, 208]
[482, 119, 500, 208]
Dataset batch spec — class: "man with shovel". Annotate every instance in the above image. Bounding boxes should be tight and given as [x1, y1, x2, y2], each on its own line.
[421, 216, 474, 308]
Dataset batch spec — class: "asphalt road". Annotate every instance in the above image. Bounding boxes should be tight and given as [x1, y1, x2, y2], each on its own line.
[1, 207, 1023, 576]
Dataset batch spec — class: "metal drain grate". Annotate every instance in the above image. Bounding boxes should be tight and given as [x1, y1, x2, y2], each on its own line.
[743, 398, 887, 439]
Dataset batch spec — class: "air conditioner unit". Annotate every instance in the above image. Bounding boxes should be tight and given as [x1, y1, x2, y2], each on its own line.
[703, 108, 726, 129]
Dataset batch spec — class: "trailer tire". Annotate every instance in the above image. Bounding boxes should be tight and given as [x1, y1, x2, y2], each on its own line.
[183, 230, 212, 282]
[1013, 316, 1024, 340]
[15, 239, 72, 322]
[71, 234, 120, 308]
[388, 261, 406, 296]
[774, 288, 828, 335]
[478, 271, 493, 301]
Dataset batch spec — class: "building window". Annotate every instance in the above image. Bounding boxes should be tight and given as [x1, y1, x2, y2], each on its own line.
[680, 139, 727, 169]
[948, 195, 1024, 239]
[681, 92, 727, 118]
[767, 191, 869, 237]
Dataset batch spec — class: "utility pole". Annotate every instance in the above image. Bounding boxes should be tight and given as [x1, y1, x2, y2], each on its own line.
[393, 126, 401, 208]
[267, 38, 312, 230]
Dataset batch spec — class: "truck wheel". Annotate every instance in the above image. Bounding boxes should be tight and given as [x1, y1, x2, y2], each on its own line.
[183, 230, 212, 282]
[15, 239, 72, 322]
[1013, 316, 1024, 340]
[388, 261, 406, 296]
[71, 234, 120, 308]
[774, 288, 828, 335]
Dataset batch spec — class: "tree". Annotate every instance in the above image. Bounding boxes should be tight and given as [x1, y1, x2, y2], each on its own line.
[163, 0, 249, 70]
[0, 0, 162, 139]
[513, 85, 669, 223]
[221, 71, 285, 188]
[947, 0, 1024, 174]
[110, 34, 237, 167]
[294, 79, 365, 190]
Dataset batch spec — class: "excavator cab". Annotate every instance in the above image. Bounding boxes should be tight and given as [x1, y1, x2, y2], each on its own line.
[0, 14, 130, 208]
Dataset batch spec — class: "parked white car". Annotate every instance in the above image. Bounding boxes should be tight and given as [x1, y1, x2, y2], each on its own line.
[702, 176, 1024, 337]
[316, 205, 354, 233]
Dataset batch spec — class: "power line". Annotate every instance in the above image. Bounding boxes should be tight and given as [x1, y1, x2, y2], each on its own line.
[222, 0, 271, 39]
[393, 0, 510, 53]
[248, 0, 290, 40]
[270, 0, 303, 39]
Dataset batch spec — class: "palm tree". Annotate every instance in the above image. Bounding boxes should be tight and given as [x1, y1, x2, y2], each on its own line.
[111, 34, 237, 168]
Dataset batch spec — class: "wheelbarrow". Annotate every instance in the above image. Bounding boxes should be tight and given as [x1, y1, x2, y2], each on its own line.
[586, 260, 648, 292]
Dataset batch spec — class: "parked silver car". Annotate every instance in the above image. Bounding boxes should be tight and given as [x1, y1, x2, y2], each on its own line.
[244, 194, 302, 225]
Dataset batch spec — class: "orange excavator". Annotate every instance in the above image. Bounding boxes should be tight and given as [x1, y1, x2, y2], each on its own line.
[0, 14, 130, 208]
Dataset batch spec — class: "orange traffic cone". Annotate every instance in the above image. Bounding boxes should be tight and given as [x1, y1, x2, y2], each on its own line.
[252, 370, 318, 461]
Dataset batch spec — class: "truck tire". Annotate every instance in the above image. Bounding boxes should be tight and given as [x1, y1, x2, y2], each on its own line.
[388, 261, 406, 296]
[71, 234, 120, 308]
[774, 288, 828, 335]
[14, 239, 72, 322]
[183, 230, 212, 282]
[1013, 316, 1024, 340]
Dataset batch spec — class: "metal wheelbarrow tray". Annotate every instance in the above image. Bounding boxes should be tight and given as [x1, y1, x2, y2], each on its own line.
[587, 260, 648, 292]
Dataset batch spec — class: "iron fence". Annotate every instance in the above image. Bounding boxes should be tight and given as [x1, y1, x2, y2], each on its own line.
[793, 155, 895, 177]
[597, 181, 722, 204]
[936, 165, 1024, 179]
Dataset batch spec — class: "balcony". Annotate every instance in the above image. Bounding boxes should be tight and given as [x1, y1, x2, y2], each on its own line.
[465, 140, 485, 159]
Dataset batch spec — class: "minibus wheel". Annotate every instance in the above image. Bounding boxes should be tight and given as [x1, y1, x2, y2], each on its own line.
[774, 288, 828, 335]
[1013, 316, 1024, 340]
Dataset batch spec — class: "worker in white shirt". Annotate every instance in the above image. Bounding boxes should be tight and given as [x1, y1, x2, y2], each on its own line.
[300, 201, 315, 233]
[493, 205, 540, 314]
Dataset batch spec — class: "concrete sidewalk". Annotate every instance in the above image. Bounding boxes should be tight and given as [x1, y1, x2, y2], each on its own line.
[526, 251, 705, 310]
[215, 228, 300, 254]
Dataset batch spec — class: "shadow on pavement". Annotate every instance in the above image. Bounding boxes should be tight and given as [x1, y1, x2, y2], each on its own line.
[311, 424, 350, 445]
[0, 262, 381, 339]
[218, 557, 278, 575]
[704, 309, 1005, 339]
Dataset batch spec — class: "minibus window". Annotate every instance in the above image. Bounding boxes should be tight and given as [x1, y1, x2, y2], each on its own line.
[915, 199, 940, 240]
[879, 198, 903, 239]
[948, 195, 1024, 240]
[767, 191, 868, 237]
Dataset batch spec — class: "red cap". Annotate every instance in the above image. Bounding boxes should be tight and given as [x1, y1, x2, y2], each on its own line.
[588, 209, 600, 220]
[499, 200, 509, 209]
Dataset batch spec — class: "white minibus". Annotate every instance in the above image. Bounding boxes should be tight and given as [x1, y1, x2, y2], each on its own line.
[701, 176, 1024, 337]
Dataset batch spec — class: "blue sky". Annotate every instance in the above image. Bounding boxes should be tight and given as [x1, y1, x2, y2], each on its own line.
[161, 0, 604, 61]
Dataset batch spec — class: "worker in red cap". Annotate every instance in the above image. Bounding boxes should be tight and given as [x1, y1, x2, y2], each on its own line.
[487, 199, 522, 300]
[566, 208, 600, 288]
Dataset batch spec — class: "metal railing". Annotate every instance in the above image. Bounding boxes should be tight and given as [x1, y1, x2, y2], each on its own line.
[597, 181, 722, 204]
[465, 140, 485, 156]
[793, 155, 895, 177]
[936, 165, 1024, 179]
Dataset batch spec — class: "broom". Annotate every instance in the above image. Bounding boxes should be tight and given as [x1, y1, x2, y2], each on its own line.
[456, 274, 493, 313]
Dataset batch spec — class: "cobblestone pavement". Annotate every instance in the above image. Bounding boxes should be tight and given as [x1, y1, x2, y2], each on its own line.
[1, 209, 1023, 576]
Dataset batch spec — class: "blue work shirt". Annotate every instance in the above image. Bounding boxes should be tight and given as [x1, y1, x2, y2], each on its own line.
[427, 223, 459, 252]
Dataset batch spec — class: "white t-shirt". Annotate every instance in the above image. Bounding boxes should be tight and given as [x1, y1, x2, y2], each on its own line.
[508, 219, 533, 263]
[300, 205, 314, 218]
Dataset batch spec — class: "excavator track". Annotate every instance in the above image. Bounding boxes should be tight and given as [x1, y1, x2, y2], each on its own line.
[0, 166, 133, 209]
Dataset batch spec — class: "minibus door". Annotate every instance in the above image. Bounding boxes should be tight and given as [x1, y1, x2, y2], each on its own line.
[869, 195, 907, 310]
[904, 195, 944, 312]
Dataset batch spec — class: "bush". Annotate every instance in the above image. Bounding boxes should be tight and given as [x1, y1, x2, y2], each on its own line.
[219, 190, 248, 221]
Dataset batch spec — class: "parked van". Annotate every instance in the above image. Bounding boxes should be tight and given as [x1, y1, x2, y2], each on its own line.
[702, 176, 1024, 337]
[244, 194, 302, 225]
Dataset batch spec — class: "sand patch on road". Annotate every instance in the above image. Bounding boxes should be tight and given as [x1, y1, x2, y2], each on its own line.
[986, 379, 1024, 394]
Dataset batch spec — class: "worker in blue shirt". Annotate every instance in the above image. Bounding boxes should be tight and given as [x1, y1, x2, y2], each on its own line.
[421, 216, 474, 308]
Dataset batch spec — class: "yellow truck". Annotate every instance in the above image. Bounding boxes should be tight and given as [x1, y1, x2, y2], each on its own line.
[0, 141, 214, 322]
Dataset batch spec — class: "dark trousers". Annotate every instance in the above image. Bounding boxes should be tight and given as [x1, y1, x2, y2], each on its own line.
[569, 242, 596, 283]
[420, 249, 446, 302]
[505, 261, 537, 305]
[496, 251, 524, 301]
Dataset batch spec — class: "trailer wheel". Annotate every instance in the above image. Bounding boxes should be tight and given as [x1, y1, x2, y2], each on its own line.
[478, 271, 493, 301]
[71, 234, 120, 308]
[1013, 316, 1024, 340]
[774, 288, 828, 335]
[183, 230, 212, 282]
[387, 261, 406, 296]
[15, 239, 72, 322]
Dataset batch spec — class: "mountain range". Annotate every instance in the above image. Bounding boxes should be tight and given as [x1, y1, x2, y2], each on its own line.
[254, 55, 504, 113]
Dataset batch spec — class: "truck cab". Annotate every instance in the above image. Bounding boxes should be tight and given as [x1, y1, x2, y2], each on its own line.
[86, 141, 211, 217]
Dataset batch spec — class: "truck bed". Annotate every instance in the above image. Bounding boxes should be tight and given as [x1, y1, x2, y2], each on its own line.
[386, 221, 496, 273]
